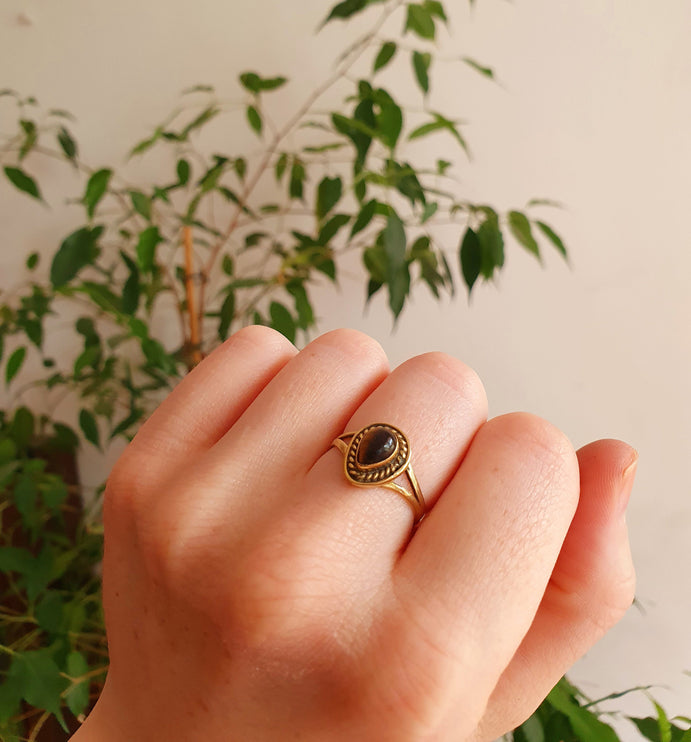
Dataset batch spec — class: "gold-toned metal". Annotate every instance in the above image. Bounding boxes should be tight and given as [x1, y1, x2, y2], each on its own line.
[332, 423, 427, 525]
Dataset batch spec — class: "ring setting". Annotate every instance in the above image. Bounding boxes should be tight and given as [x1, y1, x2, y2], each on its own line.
[332, 424, 427, 525]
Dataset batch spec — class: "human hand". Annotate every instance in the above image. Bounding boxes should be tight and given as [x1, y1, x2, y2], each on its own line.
[72, 328, 636, 741]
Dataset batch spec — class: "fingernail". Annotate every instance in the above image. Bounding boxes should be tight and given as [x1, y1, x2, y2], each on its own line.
[619, 451, 638, 516]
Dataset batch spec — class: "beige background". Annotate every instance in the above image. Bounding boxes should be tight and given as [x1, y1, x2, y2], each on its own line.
[2, 0, 690, 734]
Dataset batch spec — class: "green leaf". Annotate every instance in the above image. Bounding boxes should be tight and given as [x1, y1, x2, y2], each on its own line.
[383, 213, 406, 271]
[332, 100, 376, 166]
[13, 474, 38, 523]
[287, 281, 314, 329]
[82, 168, 112, 219]
[289, 160, 306, 200]
[374, 42, 397, 72]
[79, 408, 100, 449]
[21, 317, 43, 349]
[514, 711, 545, 742]
[182, 84, 215, 94]
[13, 650, 69, 731]
[5, 346, 26, 385]
[460, 227, 482, 294]
[385, 159, 426, 206]
[463, 57, 495, 79]
[218, 291, 235, 341]
[350, 199, 378, 238]
[122, 260, 141, 315]
[180, 106, 219, 138]
[319, 213, 350, 244]
[408, 112, 468, 155]
[11, 406, 35, 449]
[76, 281, 122, 315]
[246, 105, 263, 135]
[3, 166, 43, 201]
[654, 700, 673, 742]
[0, 546, 34, 575]
[74, 345, 100, 377]
[547, 684, 619, 742]
[245, 232, 268, 248]
[128, 126, 163, 158]
[19, 119, 38, 160]
[405, 4, 436, 40]
[260, 76, 288, 91]
[0, 438, 17, 464]
[316, 176, 343, 220]
[35, 592, 65, 634]
[322, 0, 385, 25]
[527, 197, 565, 209]
[234, 157, 247, 181]
[176, 158, 191, 186]
[269, 302, 296, 343]
[109, 407, 144, 440]
[508, 210, 541, 261]
[51, 226, 102, 287]
[477, 214, 505, 278]
[421, 202, 438, 223]
[412, 51, 432, 94]
[57, 126, 78, 163]
[374, 89, 403, 150]
[241, 73, 288, 93]
[275, 152, 289, 182]
[240, 72, 261, 93]
[136, 226, 164, 271]
[536, 220, 568, 259]
[65, 651, 91, 718]
[130, 190, 152, 220]
[424, 0, 448, 22]
[40, 478, 68, 510]
[26, 251, 40, 270]
[141, 338, 177, 375]
[383, 214, 409, 318]
[52, 422, 80, 450]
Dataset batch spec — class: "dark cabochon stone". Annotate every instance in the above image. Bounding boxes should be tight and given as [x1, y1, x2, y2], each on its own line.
[357, 426, 397, 466]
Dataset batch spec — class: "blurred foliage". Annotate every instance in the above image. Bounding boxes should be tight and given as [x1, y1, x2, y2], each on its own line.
[0, 409, 104, 739]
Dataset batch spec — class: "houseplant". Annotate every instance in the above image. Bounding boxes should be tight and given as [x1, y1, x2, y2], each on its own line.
[2, 0, 677, 739]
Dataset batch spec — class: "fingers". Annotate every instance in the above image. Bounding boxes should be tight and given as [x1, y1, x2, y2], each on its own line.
[389, 413, 580, 714]
[141, 329, 390, 560]
[475, 439, 637, 739]
[116, 326, 297, 488]
[301, 352, 488, 557]
[207, 327, 390, 486]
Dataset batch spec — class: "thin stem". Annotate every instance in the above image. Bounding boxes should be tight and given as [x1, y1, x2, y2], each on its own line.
[183, 226, 203, 367]
[198, 0, 404, 320]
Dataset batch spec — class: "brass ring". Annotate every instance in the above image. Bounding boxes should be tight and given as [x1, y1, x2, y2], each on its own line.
[332, 423, 427, 525]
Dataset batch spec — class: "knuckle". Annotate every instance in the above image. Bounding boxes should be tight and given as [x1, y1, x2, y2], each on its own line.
[488, 411, 578, 489]
[408, 352, 488, 415]
[224, 323, 296, 354]
[311, 328, 389, 369]
[103, 450, 148, 523]
[590, 564, 637, 635]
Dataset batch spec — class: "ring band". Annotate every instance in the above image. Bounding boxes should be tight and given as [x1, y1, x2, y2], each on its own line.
[332, 423, 427, 525]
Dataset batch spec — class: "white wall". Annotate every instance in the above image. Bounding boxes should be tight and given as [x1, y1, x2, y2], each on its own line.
[2, 0, 690, 734]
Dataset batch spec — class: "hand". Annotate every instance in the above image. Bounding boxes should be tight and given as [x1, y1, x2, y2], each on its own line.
[72, 328, 636, 741]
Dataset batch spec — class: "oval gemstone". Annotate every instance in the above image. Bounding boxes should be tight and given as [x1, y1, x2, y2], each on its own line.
[357, 426, 397, 466]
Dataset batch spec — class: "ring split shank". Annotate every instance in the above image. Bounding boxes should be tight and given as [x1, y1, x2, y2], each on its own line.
[332, 424, 427, 525]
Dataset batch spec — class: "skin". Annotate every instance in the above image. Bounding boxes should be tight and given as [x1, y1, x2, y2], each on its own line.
[71, 327, 636, 741]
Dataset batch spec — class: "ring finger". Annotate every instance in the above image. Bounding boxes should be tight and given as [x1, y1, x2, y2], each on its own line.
[296, 350, 489, 565]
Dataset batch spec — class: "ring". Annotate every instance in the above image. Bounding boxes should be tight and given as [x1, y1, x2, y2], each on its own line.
[332, 423, 427, 525]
